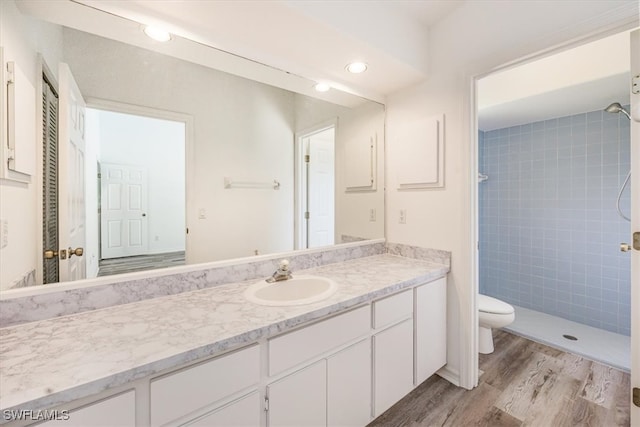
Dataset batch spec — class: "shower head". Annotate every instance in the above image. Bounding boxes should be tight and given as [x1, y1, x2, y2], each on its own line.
[604, 102, 631, 120]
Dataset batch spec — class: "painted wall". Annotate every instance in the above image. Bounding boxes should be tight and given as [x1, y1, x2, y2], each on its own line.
[385, 0, 638, 387]
[0, 1, 63, 290]
[95, 109, 186, 256]
[479, 108, 631, 335]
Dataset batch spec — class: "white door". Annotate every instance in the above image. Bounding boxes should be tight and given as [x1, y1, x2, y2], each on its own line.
[306, 128, 335, 248]
[267, 360, 327, 427]
[57, 64, 86, 282]
[629, 28, 639, 427]
[100, 163, 149, 259]
[327, 339, 371, 427]
[373, 319, 414, 417]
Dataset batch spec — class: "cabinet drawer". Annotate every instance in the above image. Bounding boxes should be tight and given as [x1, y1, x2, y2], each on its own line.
[185, 392, 261, 427]
[40, 390, 135, 427]
[269, 305, 370, 376]
[151, 344, 260, 426]
[373, 289, 413, 329]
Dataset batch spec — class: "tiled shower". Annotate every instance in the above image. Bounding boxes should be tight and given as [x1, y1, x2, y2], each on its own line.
[478, 106, 631, 336]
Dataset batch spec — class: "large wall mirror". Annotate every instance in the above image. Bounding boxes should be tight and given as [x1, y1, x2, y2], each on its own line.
[0, 0, 385, 292]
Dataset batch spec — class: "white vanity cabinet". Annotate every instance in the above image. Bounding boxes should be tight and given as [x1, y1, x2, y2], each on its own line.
[372, 290, 414, 417]
[415, 277, 447, 384]
[18, 275, 448, 427]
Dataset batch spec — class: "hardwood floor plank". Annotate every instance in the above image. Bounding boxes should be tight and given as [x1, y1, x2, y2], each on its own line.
[494, 350, 582, 421]
[437, 382, 505, 427]
[580, 362, 625, 409]
[479, 338, 537, 392]
[604, 368, 631, 426]
[476, 407, 522, 427]
[566, 396, 612, 427]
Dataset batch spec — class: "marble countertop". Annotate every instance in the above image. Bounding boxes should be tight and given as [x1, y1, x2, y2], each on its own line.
[0, 254, 448, 415]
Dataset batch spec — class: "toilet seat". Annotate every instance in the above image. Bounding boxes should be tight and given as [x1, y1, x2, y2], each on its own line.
[478, 294, 514, 315]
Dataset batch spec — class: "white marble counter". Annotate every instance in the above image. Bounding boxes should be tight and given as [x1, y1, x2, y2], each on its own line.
[0, 254, 448, 416]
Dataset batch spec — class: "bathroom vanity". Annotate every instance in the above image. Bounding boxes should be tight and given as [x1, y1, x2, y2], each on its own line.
[0, 249, 449, 427]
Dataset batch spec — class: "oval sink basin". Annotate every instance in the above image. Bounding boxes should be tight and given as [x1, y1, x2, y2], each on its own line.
[244, 275, 338, 306]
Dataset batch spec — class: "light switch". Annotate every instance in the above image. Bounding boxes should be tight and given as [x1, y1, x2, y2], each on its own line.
[198, 209, 207, 219]
[399, 210, 407, 224]
[369, 208, 376, 222]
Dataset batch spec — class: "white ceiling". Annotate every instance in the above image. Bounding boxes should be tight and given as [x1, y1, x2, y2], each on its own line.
[16, 0, 631, 123]
[72, 0, 463, 102]
[478, 30, 631, 130]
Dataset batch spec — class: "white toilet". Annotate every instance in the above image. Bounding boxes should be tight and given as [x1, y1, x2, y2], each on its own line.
[478, 294, 515, 354]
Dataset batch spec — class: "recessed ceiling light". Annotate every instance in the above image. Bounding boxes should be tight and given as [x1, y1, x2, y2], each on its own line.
[314, 83, 330, 92]
[143, 25, 172, 42]
[346, 62, 368, 74]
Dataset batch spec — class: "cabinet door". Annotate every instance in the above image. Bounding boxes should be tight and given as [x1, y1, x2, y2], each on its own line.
[415, 277, 447, 384]
[267, 360, 327, 427]
[327, 339, 371, 427]
[39, 390, 135, 427]
[373, 319, 413, 417]
[185, 392, 260, 427]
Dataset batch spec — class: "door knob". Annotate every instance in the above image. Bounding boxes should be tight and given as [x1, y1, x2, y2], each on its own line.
[68, 247, 84, 257]
[142, 213, 147, 217]
[43, 250, 58, 259]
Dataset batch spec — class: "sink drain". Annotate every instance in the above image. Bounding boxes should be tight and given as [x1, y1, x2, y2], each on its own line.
[562, 334, 578, 341]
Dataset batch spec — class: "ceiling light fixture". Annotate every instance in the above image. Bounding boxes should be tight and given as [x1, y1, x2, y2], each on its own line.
[346, 62, 367, 74]
[143, 25, 172, 42]
[314, 83, 330, 92]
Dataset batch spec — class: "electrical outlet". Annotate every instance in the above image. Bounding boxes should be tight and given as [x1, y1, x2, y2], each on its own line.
[369, 208, 376, 222]
[399, 209, 407, 224]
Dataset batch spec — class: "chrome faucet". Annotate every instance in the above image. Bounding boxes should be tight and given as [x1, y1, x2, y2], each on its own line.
[267, 259, 293, 282]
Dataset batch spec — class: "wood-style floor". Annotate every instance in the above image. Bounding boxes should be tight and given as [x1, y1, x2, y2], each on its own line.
[369, 330, 630, 427]
[97, 251, 185, 277]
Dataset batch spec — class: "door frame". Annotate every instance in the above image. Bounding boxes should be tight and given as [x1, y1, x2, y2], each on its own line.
[469, 25, 638, 389]
[84, 98, 194, 263]
[294, 118, 337, 250]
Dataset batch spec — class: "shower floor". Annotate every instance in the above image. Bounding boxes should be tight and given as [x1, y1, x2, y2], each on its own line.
[504, 305, 630, 372]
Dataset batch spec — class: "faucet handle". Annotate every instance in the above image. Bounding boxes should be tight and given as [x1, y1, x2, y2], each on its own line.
[279, 259, 290, 270]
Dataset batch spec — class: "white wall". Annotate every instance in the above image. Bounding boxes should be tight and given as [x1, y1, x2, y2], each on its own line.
[96, 109, 186, 255]
[0, 0, 63, 290]
[385, 0, 638, 388]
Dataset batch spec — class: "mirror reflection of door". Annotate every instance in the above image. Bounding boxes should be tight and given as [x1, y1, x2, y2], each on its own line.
[100, 163, 149, 259]
[301, 127, 335, 249]
[58, 64, 86, 281]
[41, 71, 60, 284]
[85, 108, 187, 278]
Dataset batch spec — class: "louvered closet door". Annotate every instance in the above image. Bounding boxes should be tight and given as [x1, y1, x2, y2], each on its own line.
[42, 80, 59, 284]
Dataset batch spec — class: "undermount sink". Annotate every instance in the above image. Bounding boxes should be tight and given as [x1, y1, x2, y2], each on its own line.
[244, 275, 338, 306]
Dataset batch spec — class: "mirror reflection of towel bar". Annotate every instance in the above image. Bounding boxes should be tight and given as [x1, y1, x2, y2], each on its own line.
[224, 177, 280, 190]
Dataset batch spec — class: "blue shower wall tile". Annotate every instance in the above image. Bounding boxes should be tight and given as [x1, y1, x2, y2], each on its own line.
[479, 106, 631, 335]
